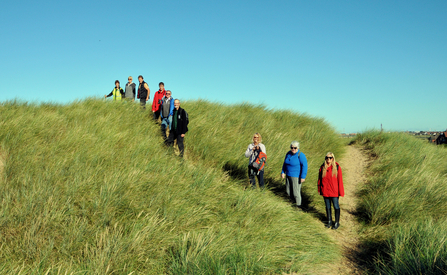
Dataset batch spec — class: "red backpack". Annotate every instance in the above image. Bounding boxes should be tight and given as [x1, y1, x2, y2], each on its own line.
[252, 151, 267, 172]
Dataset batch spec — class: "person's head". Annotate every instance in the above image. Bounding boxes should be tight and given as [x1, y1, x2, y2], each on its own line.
[252, 133, 262, 145]
[166, 90, 172, 98]
[323, 152, 338, 177]
[174, 99, 180, 109]
[138, 75, 143, 83]
[128, 76, 133, 83]
[290, 141, 299, 154]
[115, 80, 120, 88]
[159, 82, 165, 90]
[325, 152, 335, 165]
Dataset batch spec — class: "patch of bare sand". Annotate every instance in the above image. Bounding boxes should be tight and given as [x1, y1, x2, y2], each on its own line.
[328, 145, 369, 275]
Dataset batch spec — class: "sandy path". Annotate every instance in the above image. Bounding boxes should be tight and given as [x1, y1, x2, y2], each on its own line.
[330, 145, 369, 274]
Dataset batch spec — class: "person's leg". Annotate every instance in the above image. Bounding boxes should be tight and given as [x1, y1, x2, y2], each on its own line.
[332, 197, 340, 230]
[324, 197, 333, 228]
[140, 98, 146, 109]
[292, 177, 302, 206]
[285, 176, 293, 202]
[177, 134, 184, 157]
[154, 111, 161, 121]
[161, 118, 168, 141]
[167, 129, 175, 146]
[248, 167, 256, 188]
[257, 169, 264, 188]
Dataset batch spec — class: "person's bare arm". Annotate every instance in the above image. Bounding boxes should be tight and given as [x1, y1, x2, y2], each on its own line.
[145, 83, 150, 101]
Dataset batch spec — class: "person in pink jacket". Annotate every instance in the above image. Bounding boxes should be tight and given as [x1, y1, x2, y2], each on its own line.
[318, 152, 344, 229]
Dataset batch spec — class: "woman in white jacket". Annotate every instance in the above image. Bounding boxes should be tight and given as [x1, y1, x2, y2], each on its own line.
[245, 133, 266, 188]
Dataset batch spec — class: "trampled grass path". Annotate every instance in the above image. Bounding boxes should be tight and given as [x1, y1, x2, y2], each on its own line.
[329, 145, 369, 275]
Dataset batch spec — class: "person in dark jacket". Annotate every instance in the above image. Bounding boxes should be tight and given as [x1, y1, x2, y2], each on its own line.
[167, 99, 188, 157]
[137, 75, 150, 109]
[104, 80, 124, 101]
[318, 152, 344, 229]
[281, 141, 308, 210]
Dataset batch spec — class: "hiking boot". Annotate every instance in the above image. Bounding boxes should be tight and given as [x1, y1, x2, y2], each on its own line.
[332, 208, 340, 230]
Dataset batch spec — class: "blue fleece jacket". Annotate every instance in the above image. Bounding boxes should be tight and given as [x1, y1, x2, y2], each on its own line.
[281, 150, 308, 178]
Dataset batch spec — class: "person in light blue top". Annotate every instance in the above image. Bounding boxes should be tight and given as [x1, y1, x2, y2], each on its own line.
[281, 140, 308, 210]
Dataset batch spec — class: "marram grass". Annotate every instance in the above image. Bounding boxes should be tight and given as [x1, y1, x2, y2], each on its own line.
[355, 130, 447, 274]
[0, 99, 343, 274]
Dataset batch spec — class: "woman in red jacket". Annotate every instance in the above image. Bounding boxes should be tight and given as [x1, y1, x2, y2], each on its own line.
[318, 152, 344, 229]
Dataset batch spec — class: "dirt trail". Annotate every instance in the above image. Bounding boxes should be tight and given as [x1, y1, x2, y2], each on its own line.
[330, 145, 369, 274]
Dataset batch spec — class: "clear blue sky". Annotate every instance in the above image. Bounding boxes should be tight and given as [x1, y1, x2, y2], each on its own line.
[1, 0, 446, 133]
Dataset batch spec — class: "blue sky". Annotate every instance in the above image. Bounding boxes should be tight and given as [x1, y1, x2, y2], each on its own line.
[1, 0, 446, 133]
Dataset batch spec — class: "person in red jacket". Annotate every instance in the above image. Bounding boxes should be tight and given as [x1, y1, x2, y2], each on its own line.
[318, 152, 344, 229]
[152, 82, 166, 121]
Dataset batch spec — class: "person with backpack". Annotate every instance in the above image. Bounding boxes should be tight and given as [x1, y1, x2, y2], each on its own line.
[245, 133, 266, 188]
[318, 152, 344, 229]
[167, 99, 188, 157]
[104, 80, 124, 101]
[160, 90, 174, 143]
[281, 141, 308, 210]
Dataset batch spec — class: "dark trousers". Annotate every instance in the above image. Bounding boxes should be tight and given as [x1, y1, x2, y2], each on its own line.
[248, 167, 264, 188]
[153, 111, 160, 121]
[168, 130, 185, 157]
[139, 98, 146, 109]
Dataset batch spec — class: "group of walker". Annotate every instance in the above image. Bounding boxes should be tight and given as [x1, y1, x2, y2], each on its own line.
[245, 133, 344, 230]
[104, 76, 188, 157]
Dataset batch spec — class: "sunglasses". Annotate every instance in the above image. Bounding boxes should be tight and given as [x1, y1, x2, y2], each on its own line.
[325, 156, 333, 160]
[290, 147, 297, 149]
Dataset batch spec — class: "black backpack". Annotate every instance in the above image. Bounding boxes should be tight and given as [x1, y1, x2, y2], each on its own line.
[183, 109, 189, 126]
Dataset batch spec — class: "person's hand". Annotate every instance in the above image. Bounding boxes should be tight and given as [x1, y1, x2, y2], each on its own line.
[152, 110, 155, 113]
[281, 173, 285, 179]
[301, 178, 306, 183]
[181, 134, 185, 137]
[104, 95, 106, 98]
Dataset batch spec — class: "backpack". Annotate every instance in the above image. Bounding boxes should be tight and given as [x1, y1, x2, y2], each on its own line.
[251, 150, 267, 173]
[184, 109, 189, 126]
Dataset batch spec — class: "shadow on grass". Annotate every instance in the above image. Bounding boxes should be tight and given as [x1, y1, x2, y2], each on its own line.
[222, 161, 327, 224]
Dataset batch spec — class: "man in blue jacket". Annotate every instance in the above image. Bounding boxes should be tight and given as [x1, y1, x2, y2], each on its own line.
[160, 90, 175, 142]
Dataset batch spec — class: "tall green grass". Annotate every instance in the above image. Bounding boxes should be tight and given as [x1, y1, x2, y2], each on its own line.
[354, 130, 447, 274]
[0, 99, 344, 274]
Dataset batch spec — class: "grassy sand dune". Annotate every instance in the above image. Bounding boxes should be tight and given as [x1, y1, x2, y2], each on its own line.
[0, 99, 344, 274]
[354, 131, 447, 274]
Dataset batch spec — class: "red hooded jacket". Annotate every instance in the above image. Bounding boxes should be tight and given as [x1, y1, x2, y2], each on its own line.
[318, 162, 344, 197]
[152, 89, 166, 112]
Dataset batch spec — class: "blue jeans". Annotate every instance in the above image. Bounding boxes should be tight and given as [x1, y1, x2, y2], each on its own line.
[161, 116, 172, 141]
[324, 197, 340, 210]
[161, 116, 172, 130]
